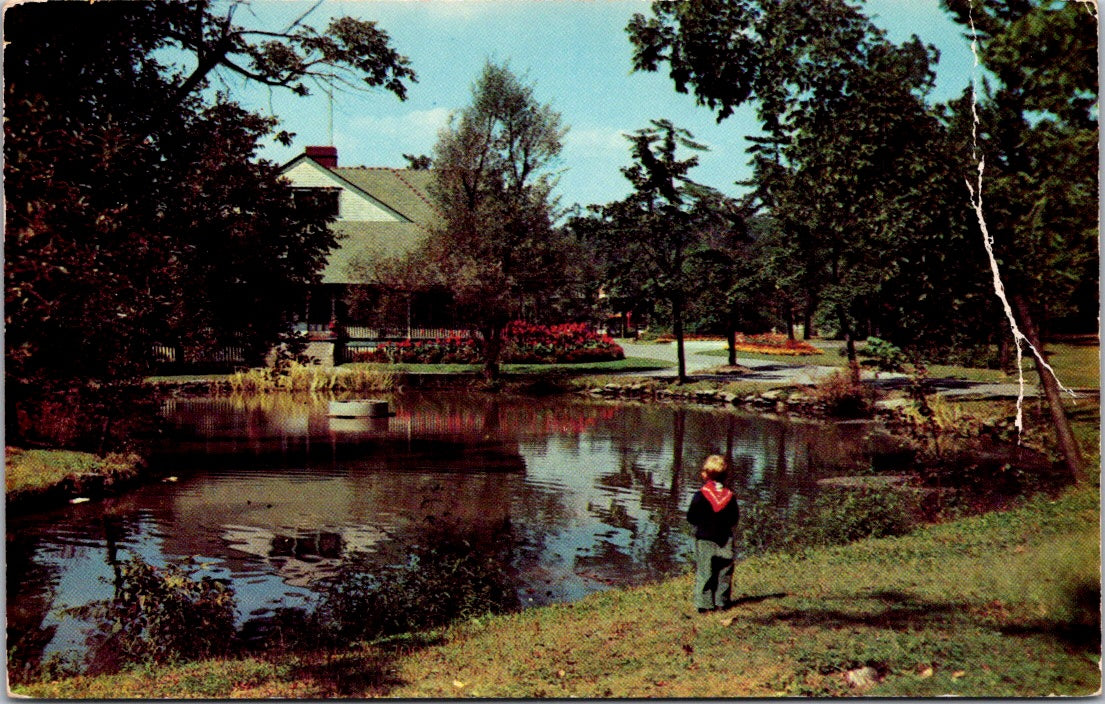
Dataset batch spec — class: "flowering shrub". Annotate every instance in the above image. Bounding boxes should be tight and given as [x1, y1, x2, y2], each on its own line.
[348, 322, 624, 365]
[347, 336, 481, 364]
[732, 333, 822, 356]
[502, 321, 624, 364]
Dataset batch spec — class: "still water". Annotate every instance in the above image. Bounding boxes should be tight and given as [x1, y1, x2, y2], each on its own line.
[8, 391, 886, 667]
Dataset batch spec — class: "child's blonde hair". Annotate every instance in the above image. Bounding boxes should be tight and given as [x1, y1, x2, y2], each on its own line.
[701, 454, 729, 481]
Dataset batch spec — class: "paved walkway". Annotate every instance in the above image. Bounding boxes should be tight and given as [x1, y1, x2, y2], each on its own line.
[616, 339, 1078, 400]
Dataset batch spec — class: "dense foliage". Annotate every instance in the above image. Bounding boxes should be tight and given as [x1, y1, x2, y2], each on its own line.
[64, 557, 237, 674]
[4, 1, 414, 449]
[373, 62, 589, 379]
[624, 0, 1096, 360]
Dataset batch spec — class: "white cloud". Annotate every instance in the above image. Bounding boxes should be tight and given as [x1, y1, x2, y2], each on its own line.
[562, 125, 631, 155]
[347, 107, 453, 138]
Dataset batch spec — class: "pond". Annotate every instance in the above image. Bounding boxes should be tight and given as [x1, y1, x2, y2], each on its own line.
[5, 390, 1027, 674]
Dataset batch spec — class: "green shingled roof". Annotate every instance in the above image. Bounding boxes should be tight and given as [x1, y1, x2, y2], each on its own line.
[332, 167, 439, 224]
[318, 167, 439, 284]
[322, 220, 428, 284]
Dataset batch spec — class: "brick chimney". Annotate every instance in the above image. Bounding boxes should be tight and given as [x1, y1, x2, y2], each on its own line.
[305, 145, 338, 168]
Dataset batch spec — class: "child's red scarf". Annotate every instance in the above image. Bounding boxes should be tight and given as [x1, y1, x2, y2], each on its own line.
[701, 482, 733, 512]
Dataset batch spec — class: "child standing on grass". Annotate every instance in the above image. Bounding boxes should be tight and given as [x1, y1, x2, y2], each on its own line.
[687, 454, 740, 613]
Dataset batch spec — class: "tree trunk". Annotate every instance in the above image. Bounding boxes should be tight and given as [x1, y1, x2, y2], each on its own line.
[803, 296, 817, 340]
[672, 295, 687, 384]
[481, 325, 503, 382]
[727, 315, 737, 367]
[1011, 294, 1085, 484]
[840, 311, 859, 382]
[997, 329, 1013, 371]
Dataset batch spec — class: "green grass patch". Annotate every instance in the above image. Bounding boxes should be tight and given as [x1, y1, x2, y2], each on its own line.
[698, 341, 1099, 390]
[16, 487, 1099, 698]
[1036, 342, 1100, 390]
[5, 447, 143, 499]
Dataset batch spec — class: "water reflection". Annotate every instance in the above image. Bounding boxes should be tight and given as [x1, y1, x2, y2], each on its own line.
[8, 391, 885, 672]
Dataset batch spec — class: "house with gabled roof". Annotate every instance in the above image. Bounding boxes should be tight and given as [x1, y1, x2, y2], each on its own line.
[281, 146, 462, 365]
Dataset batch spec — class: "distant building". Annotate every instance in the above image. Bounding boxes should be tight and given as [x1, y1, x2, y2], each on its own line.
[281, 146, 462, 365]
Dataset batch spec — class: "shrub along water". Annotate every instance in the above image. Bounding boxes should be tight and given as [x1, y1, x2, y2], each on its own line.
[225, 361, 401, 394]
[306, 526, 518, 649]
[48, 557, 237, 679]
[12, 525, 519, 682]
[807, 366, 877, 418]
[737, 486, 922, 557]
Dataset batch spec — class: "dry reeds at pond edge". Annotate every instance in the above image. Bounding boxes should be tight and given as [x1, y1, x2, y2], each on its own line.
[225, 363, 402, 395]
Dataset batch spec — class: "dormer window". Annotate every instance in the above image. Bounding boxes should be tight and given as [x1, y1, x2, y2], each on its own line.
[292, 187, 341, 219]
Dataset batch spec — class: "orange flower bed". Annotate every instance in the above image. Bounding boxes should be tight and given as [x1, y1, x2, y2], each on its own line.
[734, 333, 822, 356]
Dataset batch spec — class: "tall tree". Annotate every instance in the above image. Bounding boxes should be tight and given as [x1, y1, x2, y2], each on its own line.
[4, 1, 415, 448]
[628, 0, 951, 370]
[416, 62, 573, 380]
[582, 120, 733, 383]
[942, 0, 1097, 482]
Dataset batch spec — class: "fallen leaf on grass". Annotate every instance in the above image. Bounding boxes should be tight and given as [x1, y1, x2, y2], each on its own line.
[918, 666, 934, 678]
[719, 615, 737, 626]
[453, 680, 467, 689]
[952, 670, 966, 679]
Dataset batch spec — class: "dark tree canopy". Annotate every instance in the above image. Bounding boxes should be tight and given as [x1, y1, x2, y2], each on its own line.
[943, 0, 1098, 481]
[628, 0, 969, 362]
[4, 1, 415, 448]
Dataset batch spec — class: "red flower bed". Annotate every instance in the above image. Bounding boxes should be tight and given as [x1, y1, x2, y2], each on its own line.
[347, 336, 482, 364]
[348, 322, 625, 365]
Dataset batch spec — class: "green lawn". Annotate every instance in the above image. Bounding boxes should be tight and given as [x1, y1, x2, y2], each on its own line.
[699, 345, 847, 366]
[699, 341, 1099, 389]
[5, 447, 143, 501]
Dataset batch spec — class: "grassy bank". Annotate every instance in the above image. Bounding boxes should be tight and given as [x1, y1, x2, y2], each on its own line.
[5, 447, 145, 509]
[145, 357, 673, 393]
[13, 485, 1098, 698]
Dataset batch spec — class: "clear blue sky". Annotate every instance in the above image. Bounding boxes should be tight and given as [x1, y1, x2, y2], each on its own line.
[217, 1, 978, 210]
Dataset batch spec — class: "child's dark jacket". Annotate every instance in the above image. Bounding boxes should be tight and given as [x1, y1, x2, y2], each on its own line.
[687, 483, 740, 545]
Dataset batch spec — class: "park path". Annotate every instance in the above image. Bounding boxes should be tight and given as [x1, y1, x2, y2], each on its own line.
[618, 339, 1053, 400]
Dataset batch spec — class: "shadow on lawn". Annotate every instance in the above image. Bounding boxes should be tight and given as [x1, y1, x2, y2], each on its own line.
[745, 590, 965, 631]
[288, 633, 447, 696]
[747, 589, 1099, 651]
